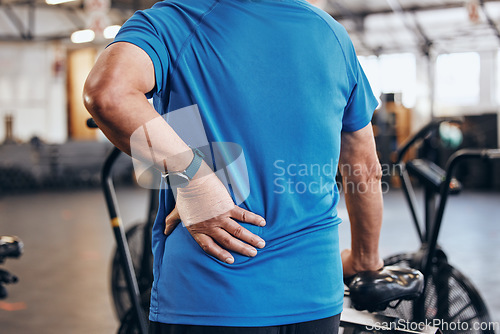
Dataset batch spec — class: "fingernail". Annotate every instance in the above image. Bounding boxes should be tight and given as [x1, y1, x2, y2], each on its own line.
[259, 220, 266, 226]
[225, 257, 234, 264]
[249, 248, 257, 256]
[257, 240, 265, 248]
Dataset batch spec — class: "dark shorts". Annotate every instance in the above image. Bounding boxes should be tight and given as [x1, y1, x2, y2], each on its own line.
[149, 314, 341, 334]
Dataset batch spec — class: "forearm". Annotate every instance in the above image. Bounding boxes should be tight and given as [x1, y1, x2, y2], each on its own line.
[86, 92, 192, 172]
[342, 170, 383, 267]
[339, 123, 383, 272]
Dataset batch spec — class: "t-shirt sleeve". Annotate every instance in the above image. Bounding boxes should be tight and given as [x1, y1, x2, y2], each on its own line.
[342, 57, 379, 132]
[109, 11, 170, 98]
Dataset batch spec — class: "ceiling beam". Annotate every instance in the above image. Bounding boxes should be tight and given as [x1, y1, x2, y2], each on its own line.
[6, 0, 157, 10]
[2, 4, 30, 40]
[332, 0, 500, 20]
[27, 0, 35, 40]
[480, 0, 500, 43]
[64, 6, 87, 30]
[0, 33, 69, 41]
[381, 0, 434, 56]
[327, 1, 380, 55]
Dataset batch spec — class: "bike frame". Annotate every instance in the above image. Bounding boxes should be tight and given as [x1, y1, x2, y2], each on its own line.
[396, 120, 500, 276]
[395, 120, 500, 321]
[137, 186, 157, 290]
[102, 146, 148, 334]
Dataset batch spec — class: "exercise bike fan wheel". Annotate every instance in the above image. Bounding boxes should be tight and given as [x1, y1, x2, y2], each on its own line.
[111, 222, 153, 320]
[381, 252, 495, 334]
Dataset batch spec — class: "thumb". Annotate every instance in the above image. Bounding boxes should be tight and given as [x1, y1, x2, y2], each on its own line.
[341, 249, 351, 263]
[341, 249, 355, 278]
[164, 206, 181, 236]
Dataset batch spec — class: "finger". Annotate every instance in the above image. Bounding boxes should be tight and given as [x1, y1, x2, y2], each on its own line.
[193, 233, 234, 264]
[223, 219, 265, 249]
[164, 207, 181, 236]
[229, 206, 266, 227]
[211, 228, 259, 258]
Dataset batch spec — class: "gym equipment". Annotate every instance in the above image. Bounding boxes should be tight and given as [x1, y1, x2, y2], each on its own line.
[0, 235, 23, 299]
[342, 266, 444, 333]
[110, 196, 156, 321]
[378, 119, 498, 334]
[87, 118, 150, 334]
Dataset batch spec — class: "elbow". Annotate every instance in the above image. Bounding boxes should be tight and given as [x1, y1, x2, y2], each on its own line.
[367, 162, 383, 183]
[341, 161, 383, 185]
[341, 162, 383, 195]
[83, 77, 120, 120]
[360, 163, 383, 185]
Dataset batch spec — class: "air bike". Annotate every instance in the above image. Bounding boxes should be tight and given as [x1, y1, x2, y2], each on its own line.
[376, 119, 499, 334]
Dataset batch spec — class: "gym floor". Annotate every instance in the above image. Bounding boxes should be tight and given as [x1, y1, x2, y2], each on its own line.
[0, 187, 499, 333]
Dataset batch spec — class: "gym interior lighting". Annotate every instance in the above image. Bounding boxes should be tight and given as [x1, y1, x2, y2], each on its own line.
[45, 0, 77, 5]
[71, 29, 95, 43]
[103, 25, 121, 39]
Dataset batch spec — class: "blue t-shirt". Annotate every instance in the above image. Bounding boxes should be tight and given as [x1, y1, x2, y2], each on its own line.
[113, 0, 377, 327]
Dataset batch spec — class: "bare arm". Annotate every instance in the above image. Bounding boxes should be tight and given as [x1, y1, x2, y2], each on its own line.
[83, 42, 265, 264]
[339, 123, 384, 276]
[83, 42, 194, 170]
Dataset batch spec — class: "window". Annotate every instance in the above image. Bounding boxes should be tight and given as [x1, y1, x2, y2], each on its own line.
[358, 53, 417, 108]
[435, 52, 480, 107]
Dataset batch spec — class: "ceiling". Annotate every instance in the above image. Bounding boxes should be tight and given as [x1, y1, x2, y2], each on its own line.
[330, 0, 500, 55]
[1, 0, 500, 55]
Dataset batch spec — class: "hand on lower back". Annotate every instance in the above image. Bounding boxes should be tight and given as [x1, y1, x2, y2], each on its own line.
[164, 163, 266, 264]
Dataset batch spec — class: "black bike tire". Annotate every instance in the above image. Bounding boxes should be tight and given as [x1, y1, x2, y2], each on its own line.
[110, 222, 152, 320]
[382, 252, 495, 334]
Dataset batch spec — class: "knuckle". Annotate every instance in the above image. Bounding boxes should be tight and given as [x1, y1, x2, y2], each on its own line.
[240, 211, 247, 222]
[221, 237, 233, 248]
[200, 243, 212, 254]
[233, 226, 243, 238]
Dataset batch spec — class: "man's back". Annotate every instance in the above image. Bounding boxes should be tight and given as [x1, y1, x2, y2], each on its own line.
[110, 0, 377, 326]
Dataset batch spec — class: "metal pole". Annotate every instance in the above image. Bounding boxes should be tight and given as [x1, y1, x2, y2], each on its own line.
[101, 147, 148, 334]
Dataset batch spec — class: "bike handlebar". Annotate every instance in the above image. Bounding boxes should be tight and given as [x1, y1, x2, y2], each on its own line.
[87, 118, 98, 129]
[423, 148, 500, 276]
[0, 236, 23, 262]
[395, 117, 463, 164]
[0, 236, 23, 300]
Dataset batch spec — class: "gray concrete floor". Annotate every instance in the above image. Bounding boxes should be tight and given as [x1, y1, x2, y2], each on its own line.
[0, 187, 499, 333]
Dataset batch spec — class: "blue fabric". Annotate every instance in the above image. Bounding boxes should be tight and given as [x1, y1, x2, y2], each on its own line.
[112, 0, 378, 327]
